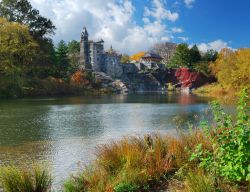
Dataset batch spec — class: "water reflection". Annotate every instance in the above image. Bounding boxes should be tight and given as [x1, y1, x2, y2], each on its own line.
[0, 93, 213, 185]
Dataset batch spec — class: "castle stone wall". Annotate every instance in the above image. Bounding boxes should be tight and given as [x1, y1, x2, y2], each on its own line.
[105, 55, 123, 78]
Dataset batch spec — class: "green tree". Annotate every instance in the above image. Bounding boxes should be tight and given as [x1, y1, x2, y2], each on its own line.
[192, 49, 218, 76]
[55, 40, 69, 78]
[190, 45, 201, 64]
[68, 40, 80, 54]
[0, 0, 55, 38]
[31, 39, 57, 78]
[168, 43, 191, 68]
[68, 40, 80, 73]
[202, 49, 218, 62]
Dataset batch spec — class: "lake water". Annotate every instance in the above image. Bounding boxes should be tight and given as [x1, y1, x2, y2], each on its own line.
[0, 93, 213, 187]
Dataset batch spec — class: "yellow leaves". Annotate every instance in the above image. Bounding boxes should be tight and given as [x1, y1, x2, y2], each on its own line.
[0, 17, 37, 74]
[130, 51, 146, 62]
[211, 48, 250, 90]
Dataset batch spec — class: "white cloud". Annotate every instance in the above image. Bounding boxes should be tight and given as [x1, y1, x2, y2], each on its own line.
[197, 40, 229, 52]
[144, 0, 179, 22]
[178, 36, 189, 41]
[28, 0, 181, 54]
[184, 0, 195, 8]
[172, 27, 183, 33]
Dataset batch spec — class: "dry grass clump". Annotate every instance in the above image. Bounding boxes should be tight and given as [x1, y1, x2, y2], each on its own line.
[65, 131, 210, 192]
[169, 169, 249, 192]
[0, 164, 52, 192]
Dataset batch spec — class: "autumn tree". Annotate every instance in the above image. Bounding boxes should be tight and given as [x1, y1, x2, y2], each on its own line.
[130, 52, 145, 62]
[121, 54, 130, 63]
[0, 17, 37, 74]
[0, 0, 56, 78]
[211, 48, 250, 90]
[0, 17, 37, 97]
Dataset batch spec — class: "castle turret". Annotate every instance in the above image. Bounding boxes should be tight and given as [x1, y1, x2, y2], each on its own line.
[80, 27, 91, 70]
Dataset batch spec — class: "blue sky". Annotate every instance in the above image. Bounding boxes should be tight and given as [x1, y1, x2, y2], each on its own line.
[173, 0, 250, 49]
[29, 0, 250, 54]
[132, 0, 250, 49]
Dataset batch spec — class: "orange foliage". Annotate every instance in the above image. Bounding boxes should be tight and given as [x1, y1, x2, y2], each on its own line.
[130, 51, 146, 61]
[70, 70, 91, 87]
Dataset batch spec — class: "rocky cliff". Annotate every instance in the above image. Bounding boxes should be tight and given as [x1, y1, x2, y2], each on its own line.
[71, 67, 216, 94]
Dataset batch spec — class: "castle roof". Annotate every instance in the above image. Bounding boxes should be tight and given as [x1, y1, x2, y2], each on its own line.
[142, 52, 163, 60]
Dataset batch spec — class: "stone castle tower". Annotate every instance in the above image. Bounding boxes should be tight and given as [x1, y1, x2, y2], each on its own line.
[79, 27, 123, 78]
[80, 27, 91, 70]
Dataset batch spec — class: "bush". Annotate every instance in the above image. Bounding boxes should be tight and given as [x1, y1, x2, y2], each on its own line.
[190, 89, 250, 182]
[0, 164, 52, 192]
[0, 74, 24, 98]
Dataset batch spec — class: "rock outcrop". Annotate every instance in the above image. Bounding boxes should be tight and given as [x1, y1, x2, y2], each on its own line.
[71, 67, 216, 94]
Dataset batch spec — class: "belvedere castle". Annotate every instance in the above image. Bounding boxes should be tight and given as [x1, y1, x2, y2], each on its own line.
[79, 27, 123, 78]
[78, 27, 184, 93]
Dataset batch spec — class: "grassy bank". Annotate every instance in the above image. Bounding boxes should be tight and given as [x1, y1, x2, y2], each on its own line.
[193, 83, 240, 102]
[0, 90, 249, 192]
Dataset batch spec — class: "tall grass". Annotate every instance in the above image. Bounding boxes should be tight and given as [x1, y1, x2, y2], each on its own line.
[0, 164, 52, 192]
[64, 132, 208, 192]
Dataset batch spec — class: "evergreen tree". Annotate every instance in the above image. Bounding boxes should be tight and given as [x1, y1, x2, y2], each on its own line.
[68, 40, 80, 54]
[55, 40, 69, 78]
[68, 40, 80, 73]
[202, 49, 218, 62]
[168, 43, 191, 68]
[190, 45, 201, 64]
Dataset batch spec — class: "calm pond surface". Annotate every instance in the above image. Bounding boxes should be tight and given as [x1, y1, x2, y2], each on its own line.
[0, 93, 213, 186]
